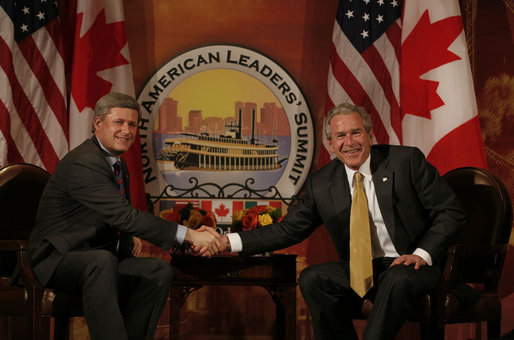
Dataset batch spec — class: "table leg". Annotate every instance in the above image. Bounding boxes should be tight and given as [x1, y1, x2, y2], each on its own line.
[169, 285, 203, 339]
[169, 285, 183, 340]
[269, 286, 296, 340]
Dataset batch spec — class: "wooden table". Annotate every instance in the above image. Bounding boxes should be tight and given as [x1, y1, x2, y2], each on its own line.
[169, 254, 297, 339]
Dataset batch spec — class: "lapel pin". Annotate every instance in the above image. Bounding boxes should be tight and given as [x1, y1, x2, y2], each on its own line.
[382, 177, 388, 182]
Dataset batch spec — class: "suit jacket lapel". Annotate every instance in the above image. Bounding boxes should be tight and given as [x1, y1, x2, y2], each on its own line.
[370, 148, 396, 240]
[329, 161, 352, 225]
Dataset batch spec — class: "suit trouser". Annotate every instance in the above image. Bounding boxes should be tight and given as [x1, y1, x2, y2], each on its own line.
[51, 250, 173, 340]
[298, 258, 440, 340]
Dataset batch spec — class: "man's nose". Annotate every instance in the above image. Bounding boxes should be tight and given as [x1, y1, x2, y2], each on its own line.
[121, 123, 131, 133]
[344, 134, 353, 145]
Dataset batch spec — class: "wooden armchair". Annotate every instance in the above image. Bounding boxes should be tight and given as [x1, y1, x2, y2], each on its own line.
[429, 167, 513, 339]
[0, 163, 83, 340]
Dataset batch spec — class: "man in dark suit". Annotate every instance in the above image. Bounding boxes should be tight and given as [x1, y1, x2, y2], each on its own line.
[27, 92, 222, 340]
[210, 103, 466, 339]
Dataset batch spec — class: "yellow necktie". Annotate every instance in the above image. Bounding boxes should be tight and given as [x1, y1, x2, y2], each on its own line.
[350, 172, 373, 298]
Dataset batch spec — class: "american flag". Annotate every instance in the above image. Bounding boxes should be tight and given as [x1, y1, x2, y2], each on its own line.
[323, 0, 487, 174]
[323, 0, 402, 166]
[0, 0, 68, 172]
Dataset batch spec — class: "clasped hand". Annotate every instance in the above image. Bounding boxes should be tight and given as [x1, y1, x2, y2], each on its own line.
[184, 226, 226, 258]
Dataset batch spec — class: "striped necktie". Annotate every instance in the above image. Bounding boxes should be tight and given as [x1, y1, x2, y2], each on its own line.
[349, 171, 373, 298]
[113, 160, 126, 197]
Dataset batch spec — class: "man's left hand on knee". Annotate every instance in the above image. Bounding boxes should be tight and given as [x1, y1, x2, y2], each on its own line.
[390, 254, 427, 270]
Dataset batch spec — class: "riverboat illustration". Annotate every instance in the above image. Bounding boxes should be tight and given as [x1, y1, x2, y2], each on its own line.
[157, 108, 287, 171]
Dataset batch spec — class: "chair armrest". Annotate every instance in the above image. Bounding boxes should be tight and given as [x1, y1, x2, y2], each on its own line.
[442, 243, 509, 290]
[0, 239, 42, 289]
[0, 239, 28, 251]
[447, 243, 508, 258]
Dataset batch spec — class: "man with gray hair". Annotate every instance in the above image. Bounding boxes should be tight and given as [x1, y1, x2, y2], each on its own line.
[27, 92, 222, 339]
[213, 102, 465, 339]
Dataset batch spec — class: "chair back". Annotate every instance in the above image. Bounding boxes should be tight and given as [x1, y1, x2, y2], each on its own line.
[0, 163, 50, 241]
[443, 167, 512, 246]
[443, 167, 512, 286]
[0, 163, 50, 277]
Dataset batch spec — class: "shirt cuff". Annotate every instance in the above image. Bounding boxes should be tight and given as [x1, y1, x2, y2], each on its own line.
[175, 224, 188, 244]
[227, 233, 243, 253]
[413, 248, 432, 266]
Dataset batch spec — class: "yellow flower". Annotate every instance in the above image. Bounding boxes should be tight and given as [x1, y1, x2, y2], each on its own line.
[186, 209, 203, 229]
[232, 209, 246, 222]
[258, 213, 273, 226]
[159, 208, 173, 219]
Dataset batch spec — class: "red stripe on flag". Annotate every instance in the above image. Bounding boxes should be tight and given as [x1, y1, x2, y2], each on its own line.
[0, 100, 23, 164]
[325, 94, 335, 115]
[385, 21, 402, 63]
[427, 116, 487, 175]
[46, 18, 66, 63]
[384, 22, 403, 144]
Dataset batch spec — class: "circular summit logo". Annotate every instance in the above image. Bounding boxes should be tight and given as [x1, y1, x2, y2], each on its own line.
[137, 44, 314, 203]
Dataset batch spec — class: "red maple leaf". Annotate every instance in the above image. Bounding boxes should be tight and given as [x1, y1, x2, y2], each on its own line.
[400, 10, 463, 120]
[71, 9, 129, 112]
[215, 204, 230, 217]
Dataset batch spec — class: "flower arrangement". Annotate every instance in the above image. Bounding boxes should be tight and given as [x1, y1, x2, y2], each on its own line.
[232, 205, 282, 232]
[160, 202, 217, 229]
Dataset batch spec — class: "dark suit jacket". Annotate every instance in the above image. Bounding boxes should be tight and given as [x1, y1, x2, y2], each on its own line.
[27, 137, 177, 286]
[238, 145, 466, 265]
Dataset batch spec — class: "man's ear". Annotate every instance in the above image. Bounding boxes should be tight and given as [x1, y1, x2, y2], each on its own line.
[326, 138, 335, 153]
[93, 116, 102, 130]
[369, 129, 375, 145]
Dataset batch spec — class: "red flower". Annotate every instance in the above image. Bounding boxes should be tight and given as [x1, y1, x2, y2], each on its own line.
[242, 212, 259, 231]
[201, 214, 216, 228]
[165, 211, 182, 223]
[250, 205, 268, 215]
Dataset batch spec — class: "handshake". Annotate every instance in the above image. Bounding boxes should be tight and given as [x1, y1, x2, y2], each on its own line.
[184, 226, 231, 258]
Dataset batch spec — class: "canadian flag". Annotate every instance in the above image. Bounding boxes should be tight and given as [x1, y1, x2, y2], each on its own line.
[400, 0, 486, 174]
[323, 0, 487, 174]
[200, 200, 283, 224]
[64, 0, 146, 209]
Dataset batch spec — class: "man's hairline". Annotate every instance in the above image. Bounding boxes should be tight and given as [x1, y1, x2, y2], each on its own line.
[93, 106, 140, 131]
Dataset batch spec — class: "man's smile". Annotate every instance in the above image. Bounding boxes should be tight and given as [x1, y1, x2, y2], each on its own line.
[343, 148, 362, 154]
[116, 136, 131, 142]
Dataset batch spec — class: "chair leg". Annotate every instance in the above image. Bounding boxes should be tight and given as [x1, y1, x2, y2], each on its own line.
[31, 316, 50, 340]
[475, 322, 482, 339]
[54, 317, 70, 340]
[418, 321, 431, 340]
[418, 319, 444, 340]
[487, 320, 501, 339]
[7, 316, 31, 340]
